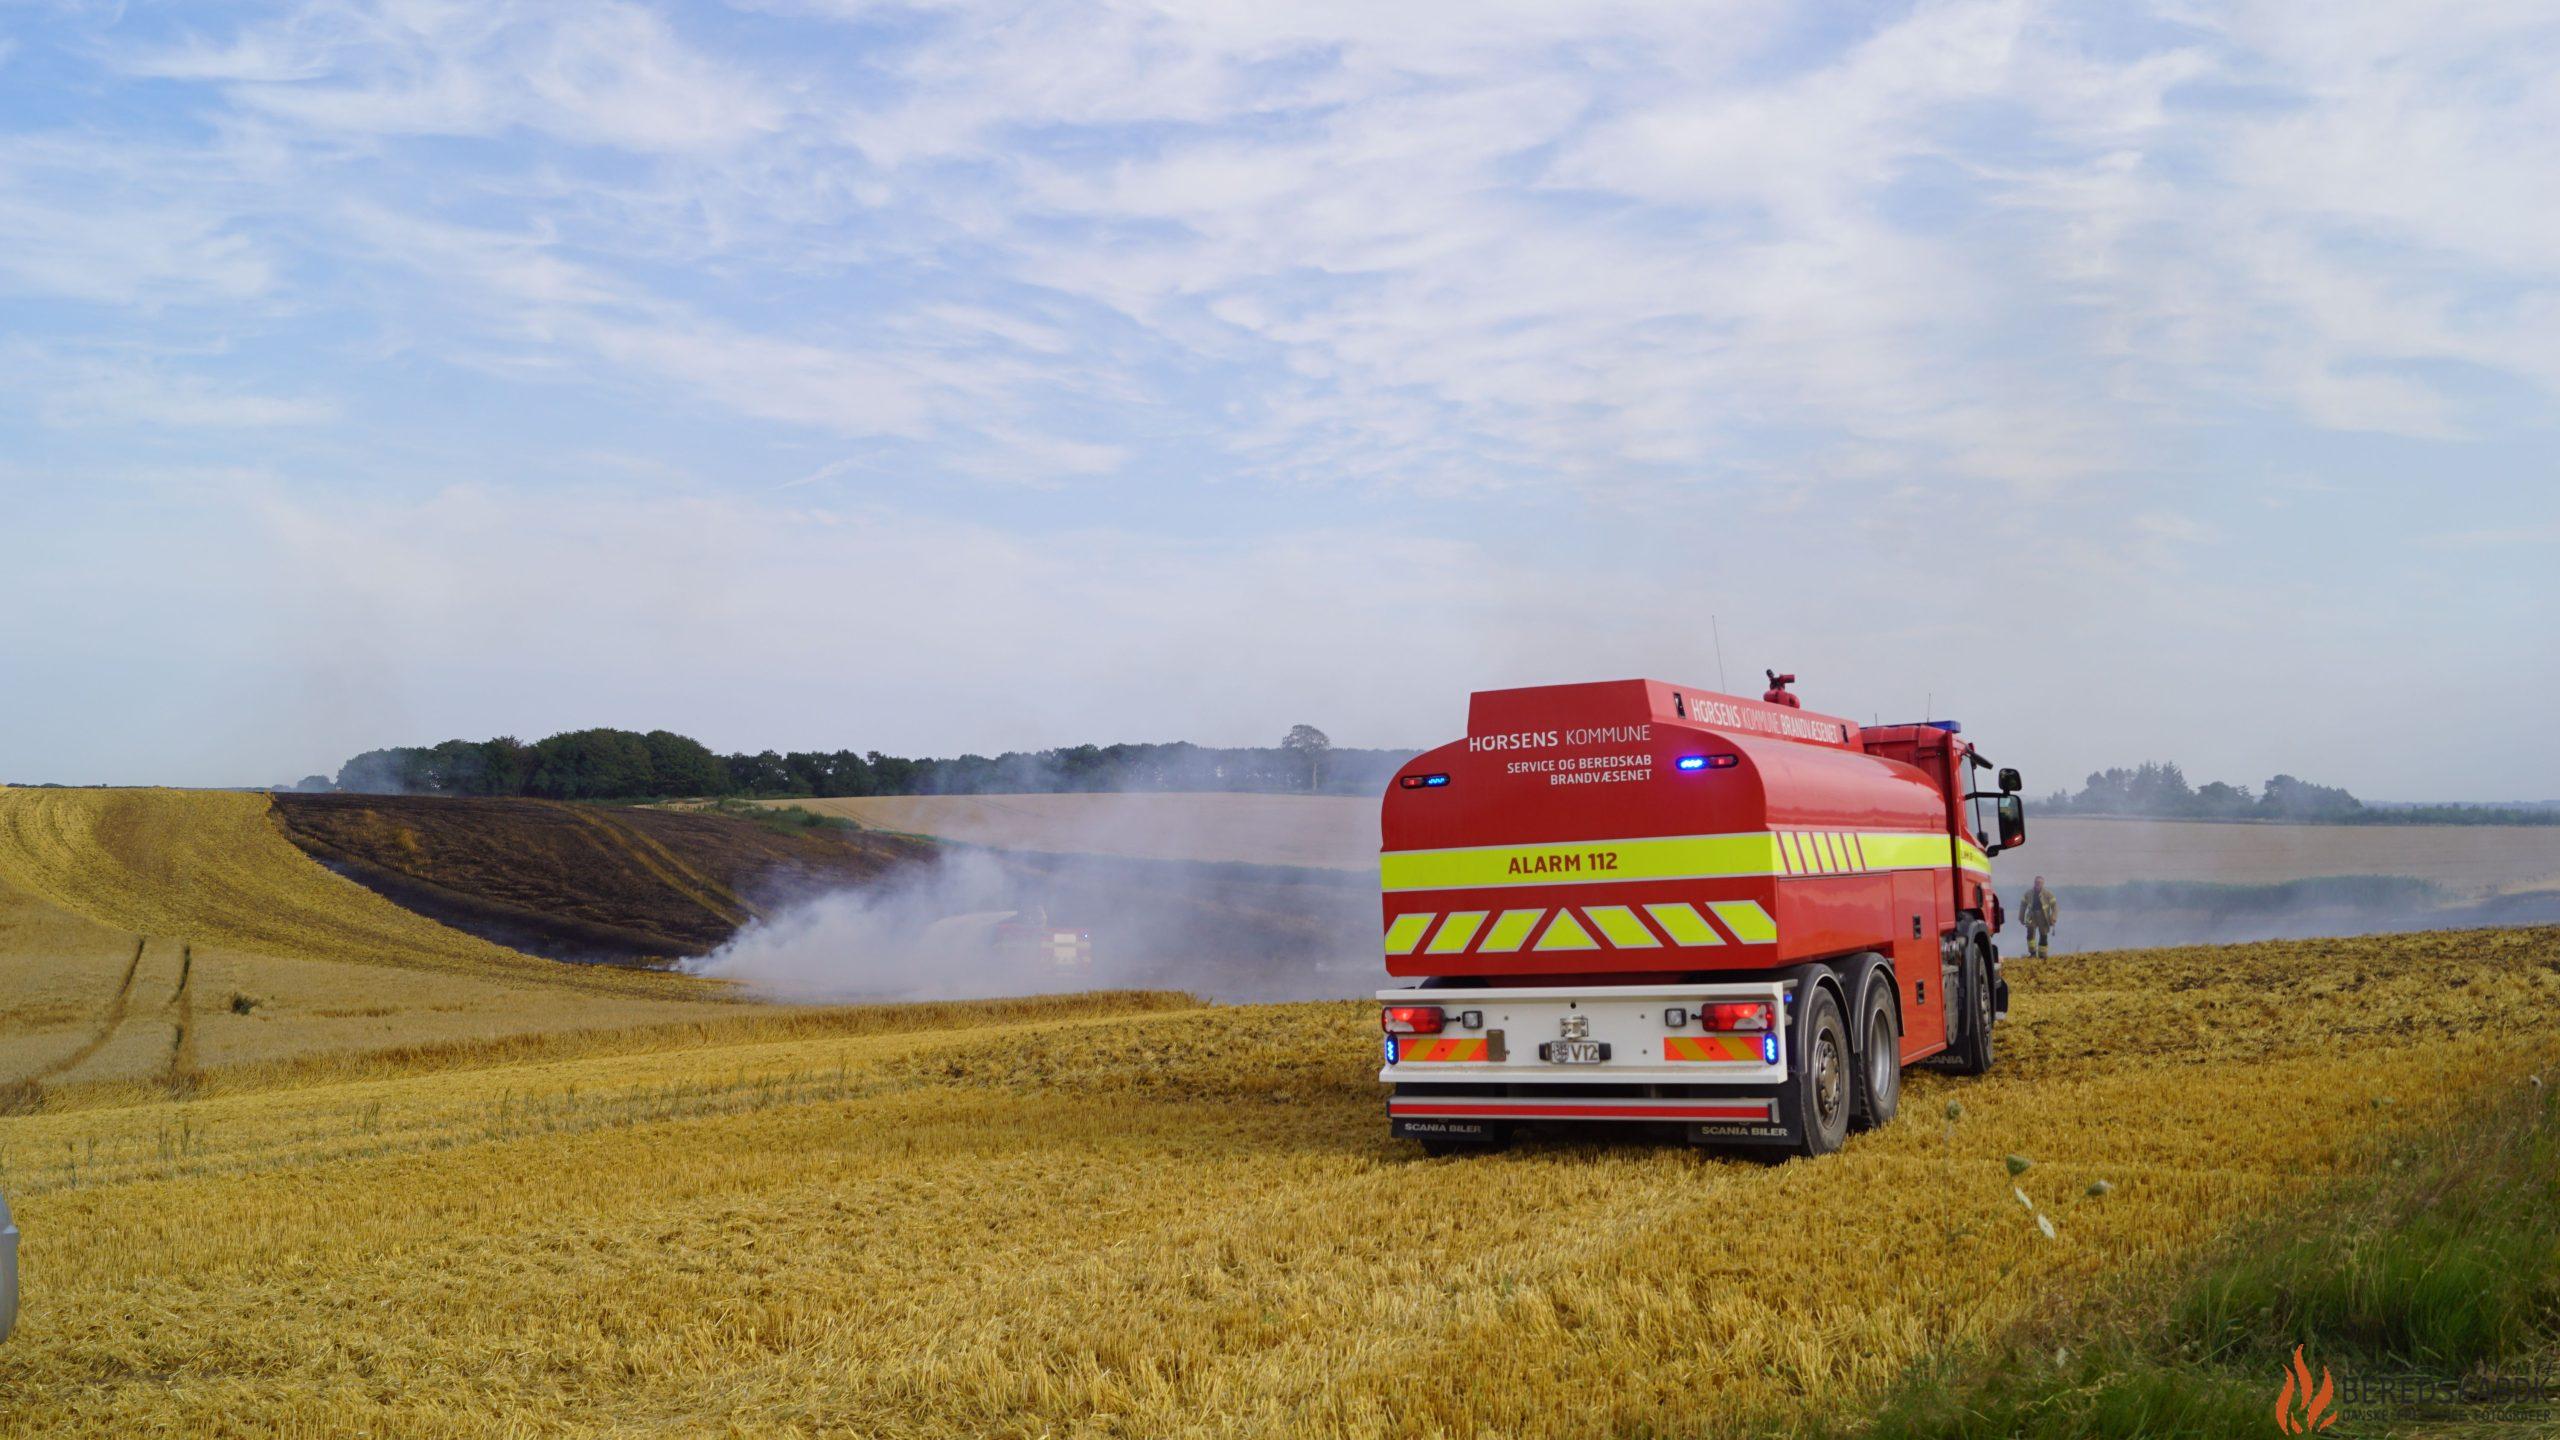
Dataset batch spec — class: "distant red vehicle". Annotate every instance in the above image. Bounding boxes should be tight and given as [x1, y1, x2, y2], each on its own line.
[1377, 675, 2025, 1157]
[993, 907, 1094, 972]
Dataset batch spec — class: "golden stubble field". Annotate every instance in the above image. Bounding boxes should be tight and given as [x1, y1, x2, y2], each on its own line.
[0, 788, 736, 1099]
[3, 924, 2556, 1438]
[8, 784, 2560, 1436]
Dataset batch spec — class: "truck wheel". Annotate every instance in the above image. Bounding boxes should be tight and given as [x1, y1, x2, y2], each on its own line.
[1852, 986, 1900, 1131]
[1793, 989, 1852, 1157]
[1948, 945, 1996, 1076]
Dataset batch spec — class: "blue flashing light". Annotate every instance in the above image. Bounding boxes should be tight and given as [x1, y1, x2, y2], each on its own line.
[1674, 754, 1740, 773]
[1761, 1032, 1779, 1065]
[1885, 720, 1964, 734]
[1425, 773, 1450, 787]
[1676, 755, 1707, 771]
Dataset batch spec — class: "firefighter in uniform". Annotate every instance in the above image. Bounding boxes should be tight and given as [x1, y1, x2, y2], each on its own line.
[2021, 876, 2059, 959]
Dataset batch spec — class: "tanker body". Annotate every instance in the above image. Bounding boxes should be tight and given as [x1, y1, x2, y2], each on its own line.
[1378, 675, 2025, 1157]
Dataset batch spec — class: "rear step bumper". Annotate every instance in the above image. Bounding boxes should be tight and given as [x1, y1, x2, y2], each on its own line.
[1390, 1095, 1775, 1122]
[1386, 1083, 1799, 1146]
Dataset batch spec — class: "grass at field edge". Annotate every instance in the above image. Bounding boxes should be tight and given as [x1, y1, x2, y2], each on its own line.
[1814, 1056, 2560, 1439]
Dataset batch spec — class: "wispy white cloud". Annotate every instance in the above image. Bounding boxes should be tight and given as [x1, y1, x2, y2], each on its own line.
[0, 0, 2553, 794]
[25, 0, 2558, 488]
[6, 344, 337, 428]
[0, 138, 280, 305]
[131, 1, 787, 152]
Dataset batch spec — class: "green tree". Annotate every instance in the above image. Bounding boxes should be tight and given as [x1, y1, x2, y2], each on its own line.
[527, 729, 655, 799]
[1282, 724, 1332, 793]
[476, 737, 532, 796]
[337, 747, 429, 794]
[643, 730, 726, 796]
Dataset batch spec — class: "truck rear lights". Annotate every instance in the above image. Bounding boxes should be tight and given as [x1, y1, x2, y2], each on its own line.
[1703, 1001, 1774, 1032]
[1662, 1006, 1689, 1028]
[1762, 1033, 1780, 1065]
[1381, 1005, 1445, 1034]
[1457, 1009, 1483, 1030]
[1675, 754, 1740, 772]
[1399, 773, 1451, 789]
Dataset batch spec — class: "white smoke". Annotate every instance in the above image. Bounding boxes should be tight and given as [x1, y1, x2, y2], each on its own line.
[684, 849, 1112, 1001]
[680, 794, 1382, 1005]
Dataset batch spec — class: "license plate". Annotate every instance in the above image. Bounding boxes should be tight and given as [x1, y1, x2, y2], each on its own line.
[1543, 1039, 1606, 1065]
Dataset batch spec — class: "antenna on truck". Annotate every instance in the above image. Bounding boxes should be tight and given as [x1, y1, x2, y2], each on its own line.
[1711, 615, 1728, 692]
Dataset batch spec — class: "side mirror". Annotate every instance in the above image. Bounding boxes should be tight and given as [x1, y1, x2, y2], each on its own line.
[1999, 767, 2022, 794]
[1996, 794, 2026, 851]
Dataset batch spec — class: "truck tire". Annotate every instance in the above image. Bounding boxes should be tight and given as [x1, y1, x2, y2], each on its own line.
[1792, 988, 1853, 1158]
[1947, 944, 1996, 1076]
[1852, 984, 1901, 1131]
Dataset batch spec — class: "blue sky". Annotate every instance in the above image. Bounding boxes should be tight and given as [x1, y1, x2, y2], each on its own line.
[1, 0, 2554, 799]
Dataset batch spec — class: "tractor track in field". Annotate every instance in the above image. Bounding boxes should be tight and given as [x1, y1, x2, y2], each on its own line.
[554, 804, 760, 929]
[24, 935, 148, 1084]
[166, 941, 198, 1095]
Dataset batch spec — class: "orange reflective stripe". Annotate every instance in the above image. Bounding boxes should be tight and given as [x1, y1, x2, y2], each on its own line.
[1399, 1036, 1488, 1062]
[1665, 1034, 1759, 1062]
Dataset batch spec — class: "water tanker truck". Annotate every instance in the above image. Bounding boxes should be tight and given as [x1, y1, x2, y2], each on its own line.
[1378, 674, 2026, 1158]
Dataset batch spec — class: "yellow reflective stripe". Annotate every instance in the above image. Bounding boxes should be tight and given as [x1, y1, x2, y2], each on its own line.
[1382, 913, 1432, 955]
[1479, 909, 1544, 953]
[1425, 911, 1487, 954]
[1708, 900, 1778, 944]
[1380, 833, 1784, 892]
[1644, 902, 1723, 946]
[1534, 910, 1599, 951]
[1382, 830, 1976, 894]
[1584, 905, 1659, 948]
[1860, 833, 1952, 871]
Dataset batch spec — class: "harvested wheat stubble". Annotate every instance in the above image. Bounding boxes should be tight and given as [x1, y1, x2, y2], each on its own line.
[0, 787, 711, 994]
[0, 789, 753, 1096]
[1, 925, 2553, 1438]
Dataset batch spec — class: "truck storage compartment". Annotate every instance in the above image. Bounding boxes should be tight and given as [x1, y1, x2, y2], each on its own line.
[1380, 679, 1953, 980]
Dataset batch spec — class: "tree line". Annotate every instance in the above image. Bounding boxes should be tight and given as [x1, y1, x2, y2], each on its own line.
[2039, 762, 2558, 825]
[291, 726, 1412, 801]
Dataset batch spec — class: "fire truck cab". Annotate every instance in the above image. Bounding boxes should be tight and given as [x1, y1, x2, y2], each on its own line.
[1377, 677, 2024, 1158]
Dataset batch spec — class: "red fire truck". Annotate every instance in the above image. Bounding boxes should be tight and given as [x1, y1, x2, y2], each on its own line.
[1377, 674, 2025, 1157]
